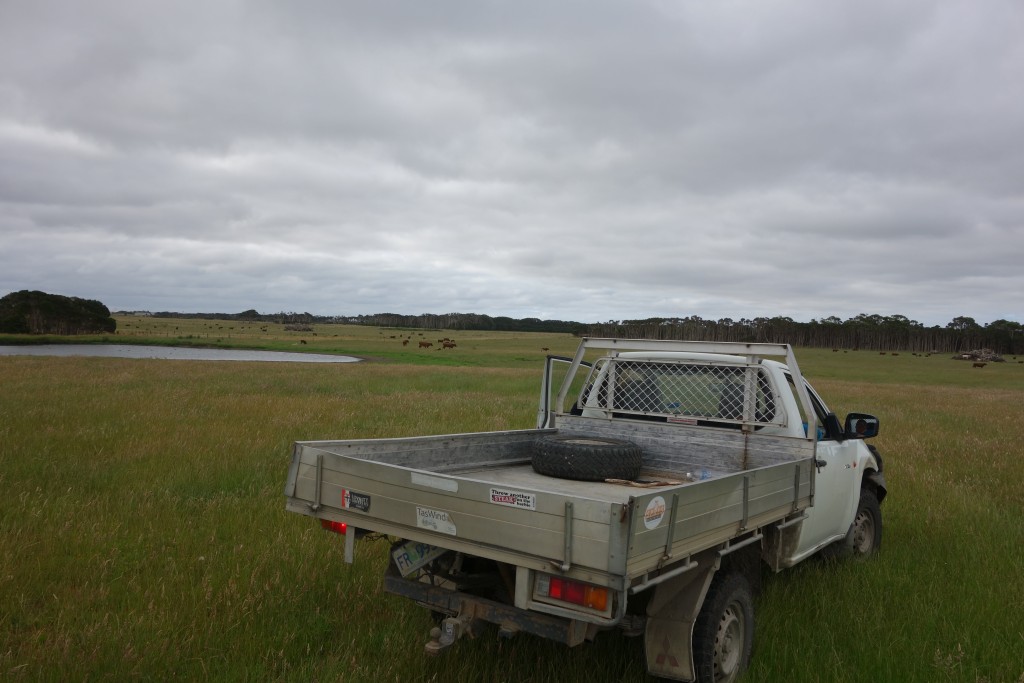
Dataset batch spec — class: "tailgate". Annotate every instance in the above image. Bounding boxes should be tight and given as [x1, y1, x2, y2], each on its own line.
[284, 430, 633, 580]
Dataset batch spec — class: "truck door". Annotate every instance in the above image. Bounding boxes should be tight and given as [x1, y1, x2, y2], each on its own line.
[788, 378, 862, 559]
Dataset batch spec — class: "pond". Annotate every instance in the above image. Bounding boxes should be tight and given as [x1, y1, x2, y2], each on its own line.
[0, 344, 361, 363]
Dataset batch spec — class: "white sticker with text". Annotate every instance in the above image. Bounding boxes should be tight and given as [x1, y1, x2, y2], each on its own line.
[416, 507, 457, 536]
[489, 487, 537, 510]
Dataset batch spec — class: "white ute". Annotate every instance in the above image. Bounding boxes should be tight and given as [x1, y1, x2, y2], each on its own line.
[285, 338, 887, 682]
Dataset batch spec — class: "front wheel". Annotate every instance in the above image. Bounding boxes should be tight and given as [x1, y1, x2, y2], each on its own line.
[846, 488, 883, 557]
[692, 572, 754, 683]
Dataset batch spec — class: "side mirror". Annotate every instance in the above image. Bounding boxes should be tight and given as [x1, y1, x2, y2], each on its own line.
[845, 413, 879, 439]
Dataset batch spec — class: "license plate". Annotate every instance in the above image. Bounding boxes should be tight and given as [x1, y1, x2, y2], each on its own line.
[392, 540, 447, 577]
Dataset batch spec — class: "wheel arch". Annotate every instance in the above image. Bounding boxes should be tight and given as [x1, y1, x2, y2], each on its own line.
[863, 468, 887, 504]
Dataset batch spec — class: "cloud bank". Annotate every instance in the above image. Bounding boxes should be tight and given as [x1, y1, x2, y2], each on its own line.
[1, 0, 1021, 326]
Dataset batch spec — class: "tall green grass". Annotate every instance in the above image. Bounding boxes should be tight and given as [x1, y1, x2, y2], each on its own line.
[1, 326, 1022, 681]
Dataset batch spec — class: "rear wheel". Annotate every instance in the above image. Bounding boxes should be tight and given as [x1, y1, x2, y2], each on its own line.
[692, 572, 754, 683]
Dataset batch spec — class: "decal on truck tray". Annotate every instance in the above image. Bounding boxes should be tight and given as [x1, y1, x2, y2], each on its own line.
[416, 507, 457, 535]
[644, 496, 667, 530]
[489, 487, 537, 510]
[341, 488, 371, 512]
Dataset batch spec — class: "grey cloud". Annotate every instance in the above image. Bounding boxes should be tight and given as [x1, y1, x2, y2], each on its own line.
[1, 0, 1021, 327]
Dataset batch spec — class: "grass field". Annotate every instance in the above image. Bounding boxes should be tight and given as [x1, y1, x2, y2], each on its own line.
[1, 319, 1022, 681]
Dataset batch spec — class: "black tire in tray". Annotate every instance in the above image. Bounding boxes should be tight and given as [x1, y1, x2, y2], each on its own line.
[532, 435, 642, 482]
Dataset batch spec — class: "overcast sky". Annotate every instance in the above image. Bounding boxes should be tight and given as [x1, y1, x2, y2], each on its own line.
[1, 1, 1021, 327]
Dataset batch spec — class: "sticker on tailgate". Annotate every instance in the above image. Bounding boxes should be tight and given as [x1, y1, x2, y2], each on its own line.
[341, 488, 371, 512]
[644, 496, 667, 530]
[489, 487, 536, 510]
[416, 507, 457, 536]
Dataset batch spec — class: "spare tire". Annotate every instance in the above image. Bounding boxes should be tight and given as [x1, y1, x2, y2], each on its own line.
[532, 435, 643, 482]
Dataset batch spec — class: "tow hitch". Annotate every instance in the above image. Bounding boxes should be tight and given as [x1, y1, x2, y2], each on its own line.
[424, 614, 483, 656]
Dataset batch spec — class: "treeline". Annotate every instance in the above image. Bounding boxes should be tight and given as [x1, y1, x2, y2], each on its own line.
[0, 290, 116, 335]
[345, 312, 585, 334]
[140, 308, 1022, 354]
[149, 310, 586, 334]
[583, 314, 1023, 355]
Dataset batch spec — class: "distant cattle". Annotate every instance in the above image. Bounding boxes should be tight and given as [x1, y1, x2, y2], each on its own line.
[442, 341, 456, 349]
[972, 362, 986, 368]
[402, 339, 409, 346]
[419, 341, 433, 348]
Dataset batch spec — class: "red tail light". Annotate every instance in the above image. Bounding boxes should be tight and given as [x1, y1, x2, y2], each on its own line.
[320, 519, 347, 535]
[538, 574, 609, 611]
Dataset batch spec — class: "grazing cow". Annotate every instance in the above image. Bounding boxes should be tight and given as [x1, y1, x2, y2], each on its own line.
[442, 341, 456, 349]
[418, 341, 433, 348]
[972, 362, 986, 368]
[402, 339, 409, 346]
[300, 340, 307, 345]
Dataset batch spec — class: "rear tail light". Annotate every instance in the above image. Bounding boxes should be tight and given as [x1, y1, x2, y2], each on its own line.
[320, 519, 347, 535]
[536, 574, 609, 611]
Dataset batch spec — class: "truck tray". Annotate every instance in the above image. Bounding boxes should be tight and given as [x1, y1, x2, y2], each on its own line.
[284, 426, 814, 586]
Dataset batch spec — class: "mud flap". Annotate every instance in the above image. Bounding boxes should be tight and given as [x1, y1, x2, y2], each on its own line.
[643, 552, 720, 682]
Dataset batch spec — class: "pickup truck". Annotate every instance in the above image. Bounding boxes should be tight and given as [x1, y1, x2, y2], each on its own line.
[284, 338, 886, 682]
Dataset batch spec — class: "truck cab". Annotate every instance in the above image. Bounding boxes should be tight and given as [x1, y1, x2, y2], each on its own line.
[538, 341, 886, 567]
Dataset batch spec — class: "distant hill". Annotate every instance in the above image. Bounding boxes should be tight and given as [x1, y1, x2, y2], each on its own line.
[0, 290, 117, 335]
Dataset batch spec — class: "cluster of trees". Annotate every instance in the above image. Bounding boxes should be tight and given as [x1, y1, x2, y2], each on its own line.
[150, 309, 323, 326]
[582, 315, 1023, 355]
[119, 304, 1024, 354]
[342, 312, 585, 334]
[0, 290, 117, 335]
[150, 310, 586, 334]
